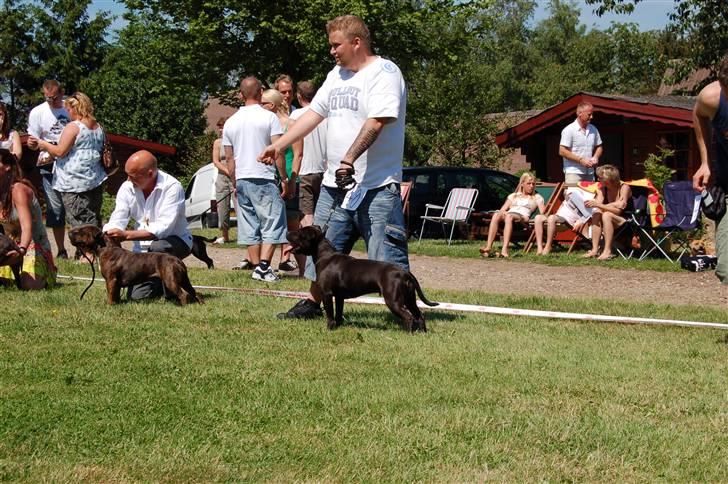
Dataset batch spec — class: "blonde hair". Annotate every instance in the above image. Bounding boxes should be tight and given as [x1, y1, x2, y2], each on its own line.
[516, 172, 537, 195]
[262, 89, 288, 117]
[64, 92, 95, 120]
[596, 164, 621, 183]
[326, 15, 371, 50]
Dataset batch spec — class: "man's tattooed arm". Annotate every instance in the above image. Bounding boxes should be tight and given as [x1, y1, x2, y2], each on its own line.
[342, 117, 392, 163]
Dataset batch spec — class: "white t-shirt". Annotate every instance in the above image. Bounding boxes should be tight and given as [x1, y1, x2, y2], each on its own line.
[289, 105, 327, 175]
[560, 119, 602, 176]
[310, 56, 406, 190]
[27, 102, 71, 169]
[222, 104, 283, 180]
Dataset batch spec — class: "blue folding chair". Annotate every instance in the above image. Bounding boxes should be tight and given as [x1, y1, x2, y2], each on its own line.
[638, 181, 701, 262]
[615, 185, 651, 260]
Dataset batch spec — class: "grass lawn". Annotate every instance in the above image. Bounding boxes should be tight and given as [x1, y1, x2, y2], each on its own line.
[1, 259, 726, 481]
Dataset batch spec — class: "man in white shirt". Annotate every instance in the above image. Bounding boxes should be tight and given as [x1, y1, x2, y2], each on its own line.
[275, 74, 297, 113]
[289, 80, 327, 227]
[258, 14, 409, 320]
[103, 150, 192, 301]
[223, 76, 289, 283]
[559, 102, 603, 185]
[27, 79, 71, 259]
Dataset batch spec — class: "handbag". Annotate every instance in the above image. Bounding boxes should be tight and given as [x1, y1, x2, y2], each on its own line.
[101, 127, 119, 176]
[701, 183, 726, 221]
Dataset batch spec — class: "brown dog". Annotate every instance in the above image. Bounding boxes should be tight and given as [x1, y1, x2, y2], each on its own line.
[0, 234, 23, 289]
[286, 225, 437, 332]
[68, 225, 201, 305]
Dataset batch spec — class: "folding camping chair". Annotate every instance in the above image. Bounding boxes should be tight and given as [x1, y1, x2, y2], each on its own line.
[638, 181, 701, 262]
[522, 182, 564, 253]
[614, 184, 652, 260]
[400, 180, 412, 222]
[418, 187, 478, 245]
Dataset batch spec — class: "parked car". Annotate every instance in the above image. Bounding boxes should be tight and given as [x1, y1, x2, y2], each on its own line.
[402, 166, 519, 238]
[184, 163, 235, 229]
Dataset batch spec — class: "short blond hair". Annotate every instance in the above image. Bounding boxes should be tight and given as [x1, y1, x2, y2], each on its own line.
[64, 92, 95, 119]
[262, 89, 288, 117]
[596, 164, 621, 183]
[326, 15, 371, 50]
[576, 102, 593, 115]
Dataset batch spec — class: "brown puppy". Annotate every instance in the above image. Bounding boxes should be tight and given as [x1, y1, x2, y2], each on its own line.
[690, 239, 707, 257]
[68, 224, 201, 305]
[0, 234, 23, 289]
[286, 225, 437, 332]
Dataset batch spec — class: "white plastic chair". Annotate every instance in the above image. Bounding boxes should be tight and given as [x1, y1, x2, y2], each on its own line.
[418, 187, 479, 245]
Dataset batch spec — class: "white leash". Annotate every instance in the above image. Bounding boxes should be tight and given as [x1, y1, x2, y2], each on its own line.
[57, 275, 728, 331]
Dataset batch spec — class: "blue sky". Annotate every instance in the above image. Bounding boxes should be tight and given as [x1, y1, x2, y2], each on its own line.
[89, 0, 675, 35]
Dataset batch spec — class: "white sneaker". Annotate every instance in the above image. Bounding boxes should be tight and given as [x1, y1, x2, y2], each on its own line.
[252, 267, 280, 282]
[212, 237, 225, 245]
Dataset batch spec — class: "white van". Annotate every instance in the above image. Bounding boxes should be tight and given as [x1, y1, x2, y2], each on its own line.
[184, 163, 235, 229]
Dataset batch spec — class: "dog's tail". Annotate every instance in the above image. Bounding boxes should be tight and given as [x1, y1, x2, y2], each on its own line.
[193, 235, 217, 243]
[409, 272, 438, 307]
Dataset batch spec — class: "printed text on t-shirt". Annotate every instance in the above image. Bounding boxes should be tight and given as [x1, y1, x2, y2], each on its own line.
[328, 87, 361, 112]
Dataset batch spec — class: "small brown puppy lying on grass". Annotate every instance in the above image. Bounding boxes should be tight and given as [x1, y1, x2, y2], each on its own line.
[0, 234, 23, 289]
[68, 224, 201, 305]
[286, 225, 437, 332]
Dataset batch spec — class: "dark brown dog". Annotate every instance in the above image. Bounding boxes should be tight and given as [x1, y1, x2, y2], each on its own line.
[286, 225, 437, 332]
[0, 234, 23, 289]
[191, 235, 215, 269]
[68, 225, 201, 305]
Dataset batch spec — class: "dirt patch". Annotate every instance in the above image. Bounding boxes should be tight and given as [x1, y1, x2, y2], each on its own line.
[191, 244, 728, 310]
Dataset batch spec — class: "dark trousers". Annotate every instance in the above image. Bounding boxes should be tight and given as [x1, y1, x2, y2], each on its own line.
[128, 236, 191, 301]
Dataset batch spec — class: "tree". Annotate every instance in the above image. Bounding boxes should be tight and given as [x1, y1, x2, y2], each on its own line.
[585, 0, 728, 90]
[0, 0, 111, 126]
[82, 14, 207, 175]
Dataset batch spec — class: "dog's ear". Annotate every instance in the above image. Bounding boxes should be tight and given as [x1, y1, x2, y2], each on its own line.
[95, 230, 106, 247]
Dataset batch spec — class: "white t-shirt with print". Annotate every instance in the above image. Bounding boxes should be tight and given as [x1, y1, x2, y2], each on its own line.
[27, 102, 70, 168]
[222, 104, 283, 181]
[289, 106, 327, 175]
[560, 119, 602, 176]
[310, 56, 406, 190]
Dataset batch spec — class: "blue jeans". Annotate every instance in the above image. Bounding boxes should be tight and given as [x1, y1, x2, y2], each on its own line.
[236, 178, 288, 245]
[304, 183, 409, 281]
[41, 171, 65, 228]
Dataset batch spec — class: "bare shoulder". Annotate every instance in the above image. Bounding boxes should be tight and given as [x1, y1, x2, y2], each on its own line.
[11, 182, 33, 201]
[696, 81, 721, 112]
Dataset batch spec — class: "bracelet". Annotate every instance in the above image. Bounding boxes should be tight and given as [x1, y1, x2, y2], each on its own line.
[340, 160, 354, 167]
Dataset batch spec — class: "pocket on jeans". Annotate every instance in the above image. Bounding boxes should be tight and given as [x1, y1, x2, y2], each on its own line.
[384, 223, 407, 248]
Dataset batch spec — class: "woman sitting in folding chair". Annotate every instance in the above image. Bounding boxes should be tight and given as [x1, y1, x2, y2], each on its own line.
[584, 164, 632, 260]
[479, 172, 545, 258]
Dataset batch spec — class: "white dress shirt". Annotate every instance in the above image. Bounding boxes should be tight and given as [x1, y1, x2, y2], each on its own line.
[103, 170, 192, 251]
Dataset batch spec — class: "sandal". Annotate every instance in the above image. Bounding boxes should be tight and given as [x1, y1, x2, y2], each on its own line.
[479, 247, 492, 258]
[232, 259, 254, 270]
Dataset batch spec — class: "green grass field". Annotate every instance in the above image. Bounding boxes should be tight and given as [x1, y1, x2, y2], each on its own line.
[1, 259, 726, 481]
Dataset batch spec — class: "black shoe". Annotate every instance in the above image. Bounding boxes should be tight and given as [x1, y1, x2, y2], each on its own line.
[56, 249, 68, 260]
[277, 298, 323, 319]
[278, 259, 298, 272]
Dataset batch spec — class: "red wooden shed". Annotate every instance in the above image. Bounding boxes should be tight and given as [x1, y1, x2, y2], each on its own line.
[495, 92, 697, 182]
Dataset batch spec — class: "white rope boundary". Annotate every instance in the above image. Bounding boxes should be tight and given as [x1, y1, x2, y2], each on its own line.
[57, 274, 728, 331]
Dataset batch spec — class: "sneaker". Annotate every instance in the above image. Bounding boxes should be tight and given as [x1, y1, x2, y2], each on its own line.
[212, 237, 226, 245]
[252, 266, 280, 282]
[278, 259, 298, 272]
[232, 259, 254, 270]
[276, 298, 323, 319]
[56, 249, 68, 260]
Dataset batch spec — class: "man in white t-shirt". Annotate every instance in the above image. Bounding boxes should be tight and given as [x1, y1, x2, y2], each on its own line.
[289, 80, 327, 227]
[559, 102, 603, 185]
[223, 76, 289, 283]
[258, 14, 409, 320]
[27, 79, 71, 259]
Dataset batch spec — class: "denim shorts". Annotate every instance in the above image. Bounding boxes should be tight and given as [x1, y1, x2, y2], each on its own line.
[235, 178, 288, 245]
[41, 172, 65, 228]
[304, 183, 410, 280]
